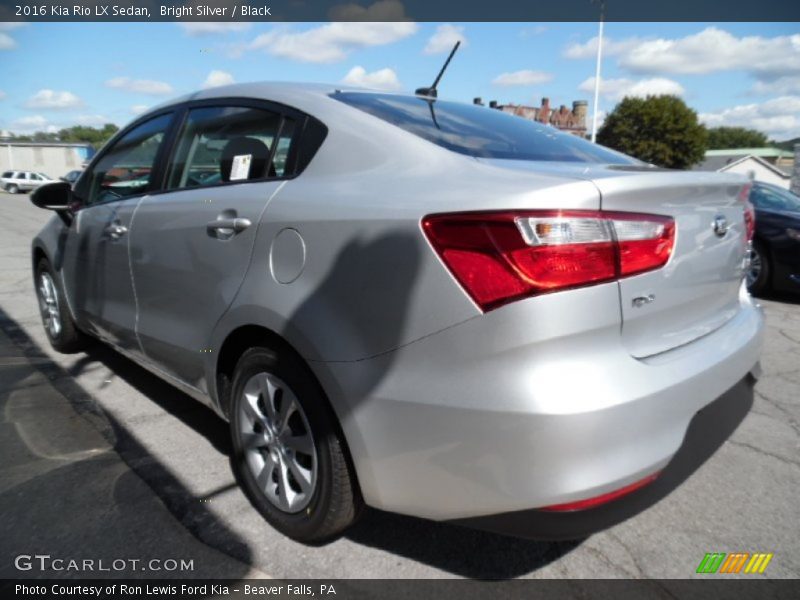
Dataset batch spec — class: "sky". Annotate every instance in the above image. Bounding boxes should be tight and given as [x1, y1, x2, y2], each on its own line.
[1, 20, 799, 141]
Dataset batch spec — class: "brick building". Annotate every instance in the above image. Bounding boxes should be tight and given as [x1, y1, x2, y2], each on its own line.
[475, 97, 589, 137]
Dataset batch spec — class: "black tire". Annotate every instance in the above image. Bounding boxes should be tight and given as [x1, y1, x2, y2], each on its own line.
[35, 258, 86, 353]
[7, 184, 19, 194]
[229, 346, 362, 543]
[747, 241, 770, 296]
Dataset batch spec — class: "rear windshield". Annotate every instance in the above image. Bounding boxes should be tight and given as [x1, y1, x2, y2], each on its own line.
[332, 92, 637, 164]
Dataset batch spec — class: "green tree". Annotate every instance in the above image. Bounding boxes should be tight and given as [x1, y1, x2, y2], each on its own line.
[597, 95, 708, 169]
[57, 124, 119, 149]
[9, 124, 119, 149]
[770, 136, 800, 151]
[707, 126, 768, 149]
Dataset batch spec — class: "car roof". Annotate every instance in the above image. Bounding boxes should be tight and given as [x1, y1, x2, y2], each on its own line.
[146, 82, 369, 113]
[140, 82, 436, 127]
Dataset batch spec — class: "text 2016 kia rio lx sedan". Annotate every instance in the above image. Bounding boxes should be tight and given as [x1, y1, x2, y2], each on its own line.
[30, 83, 764, 542]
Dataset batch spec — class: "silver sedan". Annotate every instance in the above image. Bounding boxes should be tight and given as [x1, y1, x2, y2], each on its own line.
[29, 83, 764, 542]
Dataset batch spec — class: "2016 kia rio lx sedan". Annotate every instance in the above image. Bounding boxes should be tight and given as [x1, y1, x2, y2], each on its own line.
[30, 83, 764, 542]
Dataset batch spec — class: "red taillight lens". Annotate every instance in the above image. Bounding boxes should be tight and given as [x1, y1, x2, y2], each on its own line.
[744, 201, 756, 243]
[422, 210, 675, 311]
[612, 214, 676, 277]
[740, 183, 755, 243]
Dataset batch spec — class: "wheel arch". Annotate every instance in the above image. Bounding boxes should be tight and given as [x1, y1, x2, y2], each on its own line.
[32, 243, 48, 271]
[215, 324, 296, 418]
[214, 323, 365, 501]
[752, 234, 774, 269]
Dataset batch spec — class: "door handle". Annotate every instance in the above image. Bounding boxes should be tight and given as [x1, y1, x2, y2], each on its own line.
[207, 217, 251, 235]
[105, 223, 128, 239]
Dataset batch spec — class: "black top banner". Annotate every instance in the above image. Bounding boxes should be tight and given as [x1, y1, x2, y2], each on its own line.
[1, 0, 799, 22]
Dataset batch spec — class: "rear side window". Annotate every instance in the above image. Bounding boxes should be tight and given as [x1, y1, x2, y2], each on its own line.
[1, 172, 12, 178]
[332, 92, 637, 164]
[166, 105, 293, 190]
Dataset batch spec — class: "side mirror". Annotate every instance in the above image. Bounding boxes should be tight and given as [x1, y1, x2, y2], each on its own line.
[30, 181, 72, 211]
[30, 181, 77, 225]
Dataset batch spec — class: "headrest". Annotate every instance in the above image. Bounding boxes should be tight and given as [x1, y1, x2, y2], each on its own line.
[220, 136, 270, 182]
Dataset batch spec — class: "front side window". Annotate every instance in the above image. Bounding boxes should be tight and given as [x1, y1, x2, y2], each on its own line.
[166, 105, 291, 191]
[85, 113, 172, 205]
[332, 92, 638, 164]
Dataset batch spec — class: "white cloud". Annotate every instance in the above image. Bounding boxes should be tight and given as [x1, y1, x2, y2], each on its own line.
[130, 104, 149, 115]
[752, 75, 800, 96]
[0, 33, 15, 50]
[520, 25, 548, 38]
[328, 0, 410, 21]
[578, 76, 685, 101]
[585, 109, 608, 137]
[106, 77, 174, 96]
[618, 28, 800, 77]
[0, 21, 24, 49]
[9, 115, 56, 134]
[178, 22, 251, 36]
[700, 96, 800, 140]
[567, 28, 800, 97]
[564, 36, 646, 60]
[202, 70, 235, 89]
[424, 24, 467, 55]
[249, 22, 418, 63]
[341, 66, 402, 91]
[0, 90, 6, 100]
[492, 70, 553, 87]
[24, 89, 83, 110]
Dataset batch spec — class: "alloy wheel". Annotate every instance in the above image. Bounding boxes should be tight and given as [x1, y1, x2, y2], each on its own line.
[238, 372, 317, 513]
[38, 272, 62, 338]
[746, 247, 762, 288]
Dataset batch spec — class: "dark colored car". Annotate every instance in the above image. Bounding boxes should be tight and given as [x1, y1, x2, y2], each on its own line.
[60, 170, 83, 184]
[747, 182, 800, 294]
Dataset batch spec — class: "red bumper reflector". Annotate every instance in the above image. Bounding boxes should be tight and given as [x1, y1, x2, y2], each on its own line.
[539, 471, 662, 512]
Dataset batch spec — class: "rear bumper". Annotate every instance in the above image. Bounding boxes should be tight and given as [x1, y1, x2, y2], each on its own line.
[319, 282, 765, 521]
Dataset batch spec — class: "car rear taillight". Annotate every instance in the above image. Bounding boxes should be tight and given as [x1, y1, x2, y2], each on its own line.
[422, 210, 675, 311]
[739, 183, 755, 243]
[744, 204, 756, 244]
[744, 201, 755, 243]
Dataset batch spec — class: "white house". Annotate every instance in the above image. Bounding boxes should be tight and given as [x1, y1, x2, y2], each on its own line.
[715, 155, 792, 188]
[694, 148, 794, 189]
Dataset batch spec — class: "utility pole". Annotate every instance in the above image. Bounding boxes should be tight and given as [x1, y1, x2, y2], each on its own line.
[590, 0, 605, 143]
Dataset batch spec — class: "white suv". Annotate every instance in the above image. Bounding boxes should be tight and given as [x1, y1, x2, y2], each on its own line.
[1, 171, 53, 194]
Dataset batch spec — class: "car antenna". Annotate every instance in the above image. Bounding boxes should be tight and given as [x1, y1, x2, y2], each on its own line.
[415, 40, 461, 99]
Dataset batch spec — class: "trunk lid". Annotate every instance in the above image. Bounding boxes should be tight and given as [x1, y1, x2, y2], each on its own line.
[595, 170, 750, 358]
[476, 160, 751, 357]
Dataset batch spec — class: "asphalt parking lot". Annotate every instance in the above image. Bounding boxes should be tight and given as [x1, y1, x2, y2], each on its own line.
[1, 190, 799, 580]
